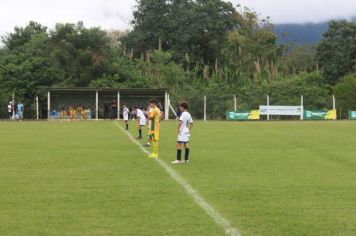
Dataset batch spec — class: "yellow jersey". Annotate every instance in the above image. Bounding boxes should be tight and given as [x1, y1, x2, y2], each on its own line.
[149, 106, 161, 140]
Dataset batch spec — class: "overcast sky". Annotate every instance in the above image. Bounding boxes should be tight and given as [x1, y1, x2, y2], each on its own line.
[0, 0, 356, 37]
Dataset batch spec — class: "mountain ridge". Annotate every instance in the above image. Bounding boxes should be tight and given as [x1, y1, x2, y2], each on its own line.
[274, 17, 356, 45]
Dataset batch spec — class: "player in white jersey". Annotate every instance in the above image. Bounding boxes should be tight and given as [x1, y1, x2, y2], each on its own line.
[172, 102, 193, 164]
[135, 107, 146, 139]
[123, 105, 130, 130]
[144, 106, 154, 147]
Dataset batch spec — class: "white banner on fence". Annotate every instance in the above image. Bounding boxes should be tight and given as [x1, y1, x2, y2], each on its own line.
[259, 105, 303, 116]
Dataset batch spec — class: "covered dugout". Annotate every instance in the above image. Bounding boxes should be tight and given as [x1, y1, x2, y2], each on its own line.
[47, 88, 169, 120]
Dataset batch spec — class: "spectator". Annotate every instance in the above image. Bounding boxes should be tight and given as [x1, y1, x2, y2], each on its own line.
[17, 101, 24, 120]
[111, 100, 117, 120]
[7, 102, 13, 119]
[104, 101, 110, 120]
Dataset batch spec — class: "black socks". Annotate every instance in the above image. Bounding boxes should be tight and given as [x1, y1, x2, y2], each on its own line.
[126, 124, 128, 130]
[177, 149, 190, 161]
[177, 149, 182, 161]
[185, 149, 190, 161]
[138, 129, 142, 138]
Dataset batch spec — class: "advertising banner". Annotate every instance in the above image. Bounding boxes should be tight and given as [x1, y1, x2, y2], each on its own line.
[226, 110, 260, 120]
[259, 106, 303, 116]
[304, 110, 336, 120]
[348, 111, 356, 120]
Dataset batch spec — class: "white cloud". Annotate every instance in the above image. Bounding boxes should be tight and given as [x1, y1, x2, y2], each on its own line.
[232, 0, 356, 24]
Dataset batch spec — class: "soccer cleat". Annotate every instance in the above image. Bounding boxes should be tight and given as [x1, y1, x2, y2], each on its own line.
[143, 143, 151, 147]
[171, 160, 182, 164]
[181, 160, 189, 164]
[148, 153, 158, 159]
[136, 137, 142, 140]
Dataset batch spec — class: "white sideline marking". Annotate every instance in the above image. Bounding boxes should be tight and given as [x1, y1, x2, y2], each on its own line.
[114, 122, 240, 236]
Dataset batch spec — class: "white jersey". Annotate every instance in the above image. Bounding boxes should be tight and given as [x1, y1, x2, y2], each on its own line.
[137, 109, 147, 126]
[7, 104, 12, 113]
[178, 111, 193, 142]
[123, 107, 129, 120]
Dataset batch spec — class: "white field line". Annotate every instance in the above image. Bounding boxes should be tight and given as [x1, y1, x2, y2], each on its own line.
[114, 121, 241, 236]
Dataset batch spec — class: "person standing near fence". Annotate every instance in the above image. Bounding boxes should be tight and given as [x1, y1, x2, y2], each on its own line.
[104, 101, 110, 120]
[111, 100, 117, 120]
[7, 102, 13, 119]
[17, 101, 24, 120]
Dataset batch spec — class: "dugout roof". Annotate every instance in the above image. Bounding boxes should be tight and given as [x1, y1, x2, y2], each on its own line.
[48, 88, 167, 96]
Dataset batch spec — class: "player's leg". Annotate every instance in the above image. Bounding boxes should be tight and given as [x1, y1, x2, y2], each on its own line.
[148, 132, 159, 158]
[144, 134, 152, 147]
[138, 126, 142, 139]
[183, 143, 190, 163]
[125, 120, 128, 130]
[172, 142, 182, 164]
[136, 122, 142, 139]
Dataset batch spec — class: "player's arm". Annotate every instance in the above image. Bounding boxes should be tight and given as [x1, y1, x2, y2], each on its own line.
[177, 120, 183, 134]
[189, 122, 193, 131]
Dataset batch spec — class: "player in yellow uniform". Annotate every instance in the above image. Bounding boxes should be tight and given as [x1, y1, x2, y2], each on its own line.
[144, 106, 153, 147]
[148, 99, 161, 158]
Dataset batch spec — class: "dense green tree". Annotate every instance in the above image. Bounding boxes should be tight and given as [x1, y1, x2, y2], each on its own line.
[279, 45, 318, 74]
[0, 24, 60, 98]
[334, 74, 356, 117]
[2, 21, 47, 50]
[123, 0, 237, 66]
[49, 22, 115, 86]
[317, 20, 356, 84]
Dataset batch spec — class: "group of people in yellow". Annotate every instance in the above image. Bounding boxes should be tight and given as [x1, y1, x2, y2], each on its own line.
[59, 105, 91, 120]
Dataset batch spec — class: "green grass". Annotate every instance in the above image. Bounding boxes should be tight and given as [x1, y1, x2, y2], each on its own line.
[1, 120, 356, 235]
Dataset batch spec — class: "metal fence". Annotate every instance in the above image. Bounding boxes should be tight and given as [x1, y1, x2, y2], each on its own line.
[0, 91, 347, 121]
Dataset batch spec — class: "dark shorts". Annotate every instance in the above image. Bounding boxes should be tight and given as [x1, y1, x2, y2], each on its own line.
[177, 141, 189, 144]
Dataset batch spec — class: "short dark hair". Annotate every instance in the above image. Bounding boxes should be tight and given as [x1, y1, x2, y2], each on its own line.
[149, 99, 157, 104]
[179, 101, 189, 110]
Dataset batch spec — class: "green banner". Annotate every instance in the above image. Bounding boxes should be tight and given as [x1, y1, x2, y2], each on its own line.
[226, 110, 260, 121]
[304, 110, 336, 120]
[348, 111, 356, 120]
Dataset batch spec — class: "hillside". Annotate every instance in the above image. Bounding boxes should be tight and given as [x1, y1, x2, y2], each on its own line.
[274, 17, 356, 45]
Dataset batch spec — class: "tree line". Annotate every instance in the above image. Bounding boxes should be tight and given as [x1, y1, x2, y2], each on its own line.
[0, 0, 355, 118]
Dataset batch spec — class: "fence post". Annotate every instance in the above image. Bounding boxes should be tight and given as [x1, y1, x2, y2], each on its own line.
[12, 92, 15, 119]
[36, 96, 39, 120]
[234, 95, 237, 111]
[204, 96, 207, 121]
[95, 90, 99, 120]
[167, 94, 170, 119]
[117, 91, 120, 120]
[267, 95, 270, 121]
[164, 91, 169, 120]
[332, 95, 336, 110]
[300, 95, 304, 120]
[47, 91, 50, 120]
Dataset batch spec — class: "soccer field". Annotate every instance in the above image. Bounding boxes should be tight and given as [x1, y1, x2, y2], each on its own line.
[1, 121, 356, 236]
